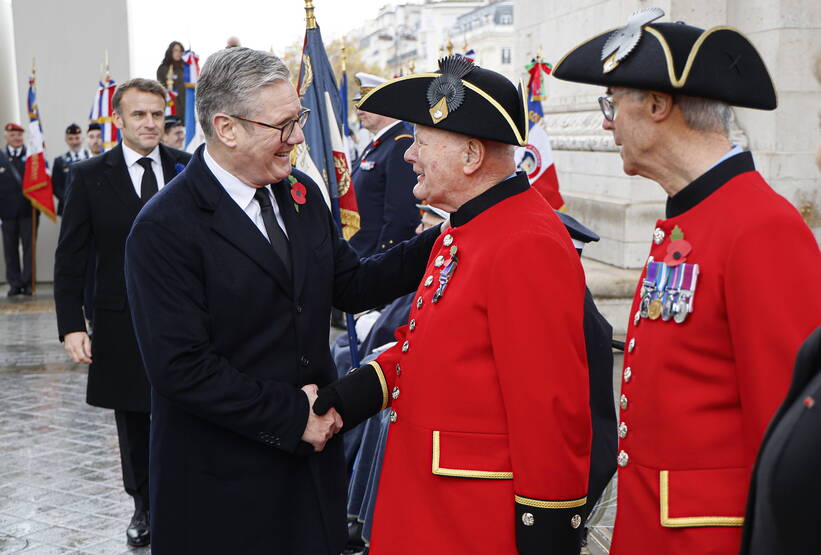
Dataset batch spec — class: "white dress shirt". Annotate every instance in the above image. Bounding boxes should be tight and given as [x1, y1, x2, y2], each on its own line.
[122, 143, 165, 198]
[203, 147, 288, 240]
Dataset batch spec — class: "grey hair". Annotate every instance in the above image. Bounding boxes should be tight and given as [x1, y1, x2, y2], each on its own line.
[674, 95, 732, 136]
[625, 89, 731, 136]
[196, 47, 291, 139]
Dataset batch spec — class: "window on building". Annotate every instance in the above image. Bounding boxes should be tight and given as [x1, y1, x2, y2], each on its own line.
[501, 47, 511, 64]
[500, 14, 512, 25]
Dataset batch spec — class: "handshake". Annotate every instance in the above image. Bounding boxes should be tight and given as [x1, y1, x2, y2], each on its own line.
[299, 384, 345, 452]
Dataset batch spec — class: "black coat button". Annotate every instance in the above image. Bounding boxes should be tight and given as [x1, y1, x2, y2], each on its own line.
[300, 356, 310, 367]
[296, 304, 303, 313]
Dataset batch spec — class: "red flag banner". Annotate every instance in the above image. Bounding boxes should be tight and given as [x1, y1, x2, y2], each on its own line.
[23, 76, 56, 222]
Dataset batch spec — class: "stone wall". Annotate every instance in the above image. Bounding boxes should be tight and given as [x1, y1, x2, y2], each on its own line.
[515, 0, 821, 268]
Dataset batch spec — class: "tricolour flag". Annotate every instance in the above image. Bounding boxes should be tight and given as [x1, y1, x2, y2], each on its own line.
[181, 49, 200, 149]
[89, 77, 119, 151]
[338, 67, 359, 166]
[165, 89, 178, 116]
[515, 58, 564, 211]
[23, 76, 56, 222]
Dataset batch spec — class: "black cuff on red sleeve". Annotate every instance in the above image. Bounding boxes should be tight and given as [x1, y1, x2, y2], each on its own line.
[320, 361, 388, 432]
[514, 495, 586, 555]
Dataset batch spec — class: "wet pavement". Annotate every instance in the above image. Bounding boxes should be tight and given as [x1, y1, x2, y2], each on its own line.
[0, 287, 617, 554]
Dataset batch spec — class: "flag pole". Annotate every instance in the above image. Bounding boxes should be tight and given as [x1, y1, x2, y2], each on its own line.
[30, 59, 37, 295]
[303, 0, 361, 368]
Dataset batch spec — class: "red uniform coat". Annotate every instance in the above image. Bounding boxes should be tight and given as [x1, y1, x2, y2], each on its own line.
[610, 152, 821, 555]
[364, 174, 592, 554]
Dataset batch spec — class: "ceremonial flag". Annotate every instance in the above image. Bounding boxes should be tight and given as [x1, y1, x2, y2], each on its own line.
[298, 8, 361, 366]
[165, 89, 178, 116]
[89, 77, 119, 151]
[515, 58, 564, 210]
[296, 21, 359, 240]
[181, 49, 200, 149]
[22, 75, 56, 222]
[338, 66, 359, 165]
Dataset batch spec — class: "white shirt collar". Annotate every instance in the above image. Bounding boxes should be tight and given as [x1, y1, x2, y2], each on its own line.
[203, 146, 264, 211]
[371, 120, 403, 143]
[122, 142, 161, 168]
[707, 144, 743, 171]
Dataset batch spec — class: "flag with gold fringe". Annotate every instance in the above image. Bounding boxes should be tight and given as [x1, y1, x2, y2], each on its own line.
[22, 74, 56, 222]
[89, 76, 119, 151]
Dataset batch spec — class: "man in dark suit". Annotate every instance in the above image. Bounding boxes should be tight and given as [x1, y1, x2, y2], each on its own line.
[348, 73, 420, 258]
[52, 123, 91, 216]
[123, 47, 441, 554]
[1, 122, 33, 296]
[54, 78, 191, 548]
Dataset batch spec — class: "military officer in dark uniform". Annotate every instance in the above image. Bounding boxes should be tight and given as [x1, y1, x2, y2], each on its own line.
[348, 73, 420, 258]
[1, 122, 34, 296]
[52, 123, 91, 216]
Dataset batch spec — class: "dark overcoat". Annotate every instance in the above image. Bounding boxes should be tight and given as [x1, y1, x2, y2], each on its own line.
[54, 143, 191, 412]
[124, 146, 438, 554]
[740, 325, 821, 554]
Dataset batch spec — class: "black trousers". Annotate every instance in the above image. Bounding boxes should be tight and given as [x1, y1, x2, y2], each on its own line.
[1, 215, 33, 288]
[114, 410, 151, 513]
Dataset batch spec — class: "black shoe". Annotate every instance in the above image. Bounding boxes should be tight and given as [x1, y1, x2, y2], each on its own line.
[7, 287, 23, 297]
[22, 286, 32, 296]
[126, 509, 150, 547]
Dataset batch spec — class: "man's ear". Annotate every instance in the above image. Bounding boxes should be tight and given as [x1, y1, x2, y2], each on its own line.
[213, 114, 238, 147]
[111, 111, 123, 131]
[462, 138, 485, 175]
[648, 91, 674, 122]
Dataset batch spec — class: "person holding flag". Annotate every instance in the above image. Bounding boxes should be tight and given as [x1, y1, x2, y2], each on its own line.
[515, 54, 565, 210]
[181, 48, 200, 150]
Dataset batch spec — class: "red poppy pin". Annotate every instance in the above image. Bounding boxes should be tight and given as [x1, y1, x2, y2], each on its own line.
[288, 175, 307, 212]
[664, 225, 691, 266]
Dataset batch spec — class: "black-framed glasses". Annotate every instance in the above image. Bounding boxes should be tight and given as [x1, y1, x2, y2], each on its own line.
[597, 91, 632, 121]
[231, 108, 311, 141]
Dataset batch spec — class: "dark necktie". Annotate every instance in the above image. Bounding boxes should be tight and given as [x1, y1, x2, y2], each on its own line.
[137, 157, 158, 204]
[253, 187, 291, 275]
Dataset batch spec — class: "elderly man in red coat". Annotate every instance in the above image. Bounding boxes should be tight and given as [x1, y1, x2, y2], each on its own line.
[551, 8, 821, 555]
[315, 57, 592, 554]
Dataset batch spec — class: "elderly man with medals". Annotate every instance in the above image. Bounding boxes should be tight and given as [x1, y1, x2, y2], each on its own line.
[314, 56, 592, 554]
[550, 8, 821, 554]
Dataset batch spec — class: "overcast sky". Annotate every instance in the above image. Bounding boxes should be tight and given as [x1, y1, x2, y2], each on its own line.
[128, 0, 413, 78]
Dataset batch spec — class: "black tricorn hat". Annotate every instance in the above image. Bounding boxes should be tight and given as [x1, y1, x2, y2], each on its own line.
[356, 56, 529, 146]
[552, 8, 776, 110]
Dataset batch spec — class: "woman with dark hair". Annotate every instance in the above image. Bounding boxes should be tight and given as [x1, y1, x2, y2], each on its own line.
[156, 41, 185, 124]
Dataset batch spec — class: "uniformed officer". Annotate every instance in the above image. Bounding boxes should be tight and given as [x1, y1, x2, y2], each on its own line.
[552, 8, 821, 554]
[161, 116, 185, 150]
[316, 56, 592, 554]
[52, 123, 91, 216]
[86, 122, 104, 156]
[348, 72, 420, 258]
[1, 122, 34, 296]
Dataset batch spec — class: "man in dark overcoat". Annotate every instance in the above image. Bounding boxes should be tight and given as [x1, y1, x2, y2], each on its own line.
[123, 47, 441, 554]
[54, 78, 191, 548]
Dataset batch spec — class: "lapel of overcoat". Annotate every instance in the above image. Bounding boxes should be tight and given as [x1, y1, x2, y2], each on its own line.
[272, 179, 307, 302]
[103, 144, 141, 216]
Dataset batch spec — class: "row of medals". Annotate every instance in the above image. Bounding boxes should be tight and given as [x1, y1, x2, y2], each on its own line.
[639, 261, 700, 324]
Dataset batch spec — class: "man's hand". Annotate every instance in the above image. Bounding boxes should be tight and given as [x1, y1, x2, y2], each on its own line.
[300, 384, 343, 452]
[64, 331, 92, 364]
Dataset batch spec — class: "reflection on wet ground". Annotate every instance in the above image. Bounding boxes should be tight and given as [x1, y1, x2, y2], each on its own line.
[0, 288, 617, 554]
